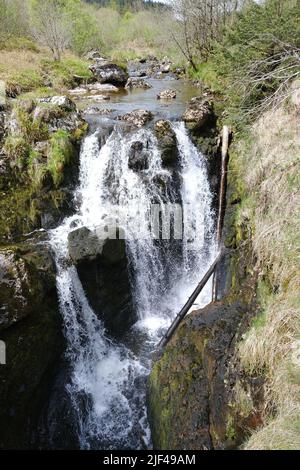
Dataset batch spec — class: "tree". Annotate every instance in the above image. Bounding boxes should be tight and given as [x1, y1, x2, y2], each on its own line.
[0, 0, 30, 42]
[170, 0, 244, 67]
[30, 0, 71, 60]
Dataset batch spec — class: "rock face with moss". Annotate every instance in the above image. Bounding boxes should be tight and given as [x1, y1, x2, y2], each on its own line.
[148, 302, 251, 450]
[0, 237, 64, 449]
[0, 96, 87, 241]
[0, 93, 88, 448]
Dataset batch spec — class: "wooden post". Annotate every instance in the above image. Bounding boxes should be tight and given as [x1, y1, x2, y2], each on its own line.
[157, 249, 225, 351]
[212, 126, 230, 301]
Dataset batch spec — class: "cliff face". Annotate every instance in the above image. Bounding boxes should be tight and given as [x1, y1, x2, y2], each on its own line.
[148, 98, 300, 450]
[0, 96, 87, 448]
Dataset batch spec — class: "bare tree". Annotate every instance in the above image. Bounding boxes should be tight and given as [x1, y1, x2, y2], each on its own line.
[30, 0, 71, 61]
[239, 35, 300, 116]
[170, 0, 243, 66]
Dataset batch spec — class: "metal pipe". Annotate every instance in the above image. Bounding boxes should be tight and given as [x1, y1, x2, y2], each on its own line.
[157, 249, 225, 351]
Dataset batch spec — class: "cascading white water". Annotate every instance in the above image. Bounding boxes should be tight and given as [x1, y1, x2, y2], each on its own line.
[49, 121, 215, 449]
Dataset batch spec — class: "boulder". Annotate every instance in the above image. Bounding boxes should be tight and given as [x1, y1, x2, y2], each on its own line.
[86, 94, 111, 101]
[68, 225, 126, 265]
[128, 141, 149, 171]
[49, 96, 76, 111]
[68, 225, 135, 337]
[0, 81, 6, 111]
[161, 64, 171, 73]
[125, 77, 152, 90]
[84, 106, 115, 116]
[85, 83, 119, 93]
[148, 301, 247, 450]
[154, 120, 178, 167]
[157, 89, 177, 100]
[182, 97, 213, 129]
[89, 63, 129, 87]
[117, 109, 153, 127]
[85, 50, 103, 61]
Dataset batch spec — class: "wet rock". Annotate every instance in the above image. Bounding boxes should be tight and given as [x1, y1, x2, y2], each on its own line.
[0, 243, 55, 330]
[157, 89, 177, 100]
[90, 63, 129, 87]
[84, 106, 115, 116]
[125, 77, 152, 90]
[117, 109, 153, 127]
[68, 225, 126, 265]
[68, 226, 103, 263]
[148, 301, 247, 450]
[0, 111, 6, 143]
[182, 97, 213, 129]
[68, 87, 87, 96]
[86, 94, 110, 101]
[68, 225, 135, 337]
[128, 141, 149, 171]
[0, 81, 6, 111]
[154, 120, 178, 167]
[0, 242, 64, 448]
[85, 83, 119, 93]
[49, 96, 76, 112]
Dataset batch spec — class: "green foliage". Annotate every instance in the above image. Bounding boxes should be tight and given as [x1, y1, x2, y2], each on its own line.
[41, 57, 92, 88]
[6, 69, 44, 95]
[47, 130, 74, 187]
[192, 0, 300, 128]
[3, 136, 30, 168]
[15, 106, 49, 142]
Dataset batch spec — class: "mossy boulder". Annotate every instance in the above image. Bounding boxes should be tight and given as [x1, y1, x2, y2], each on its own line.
[0, 96, 87, 241]
[182, 97, 214, 130]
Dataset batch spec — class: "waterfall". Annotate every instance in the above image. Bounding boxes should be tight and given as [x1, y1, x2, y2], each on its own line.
[49, 121, 215, 449]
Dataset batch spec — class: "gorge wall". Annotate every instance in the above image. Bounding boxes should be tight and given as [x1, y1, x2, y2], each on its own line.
[148, 97, 300, 450]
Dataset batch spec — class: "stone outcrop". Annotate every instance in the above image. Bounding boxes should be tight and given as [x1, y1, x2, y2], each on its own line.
[128, 141, 149, 171]
[154, 120, 178, 167]
[0, 239, 64, 449]
[117, 109, 153, 127]
[148, 301, 248, 450]
[68, 225, 135, 337]
[89, 63, 129, 87]
[182, 97, 213, 129]
[157, 89, 177, 100]
[125, 77, 152, 90]
[0, 96, 86, 241]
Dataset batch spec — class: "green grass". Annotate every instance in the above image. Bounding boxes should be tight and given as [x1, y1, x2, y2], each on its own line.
[6, 69, 44, 95]
[41, 57, 92, 89]
[47, 130, 74, 187]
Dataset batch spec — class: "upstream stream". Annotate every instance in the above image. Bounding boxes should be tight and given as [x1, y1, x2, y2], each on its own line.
[47, 77, 216, 449]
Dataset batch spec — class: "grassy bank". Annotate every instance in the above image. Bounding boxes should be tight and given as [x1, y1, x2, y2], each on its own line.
[229, 100, 300, 450]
